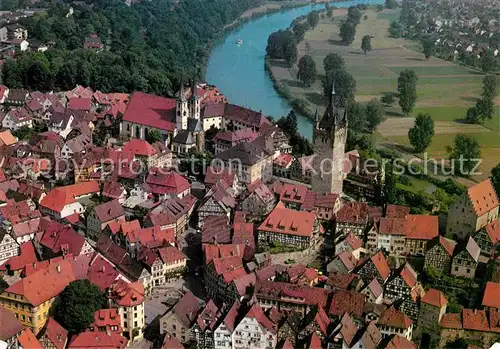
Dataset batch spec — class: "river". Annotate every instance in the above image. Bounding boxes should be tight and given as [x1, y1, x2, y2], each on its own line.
[206, 0, 384, 139]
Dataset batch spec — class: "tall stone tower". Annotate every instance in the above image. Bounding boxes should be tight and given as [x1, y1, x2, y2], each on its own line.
[190, 79, 201, 120]
[311, 83, 348, 195]
[176, 78, 189, 130]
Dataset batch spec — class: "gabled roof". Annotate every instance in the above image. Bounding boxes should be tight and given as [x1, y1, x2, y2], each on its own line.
[338, 313, 357, 347]
[219, 302, 240, 332]
[369, 251, 390, 281]
[329, 290, 365, 319]
[379, 217, 407, 236]
[484, 219, 500, 244]
[91, 309, 121, 331]
[40, 181, 99, 212]
[43, 318, 68, 349]
[351, 321, 381, 349]
[385, 204, 410, 218]
[431, 235, 457, 256]
[146, 168, 191, 195]
[122, 92, 176, 131]
[122, 139, 157, 157]
[172, 291, 203, 328]
[18, 329, 43, 349]
[244, 302, 276, 333]
[406, 214, 439, 240]
[157, 246, 186, 264]
[68, 331, 127, 348]
[455, 236, 480, 262]
[482, 282, 500, 309]
[93, 199, 125, 223]
[462, 309, 490, 332]
[467, 179, 498, 216]
[162, 334, 184, 349]
[365, 278, 383, 299]
[0, 241, 37, 272]
[0, 307, 24, 341]
[5, 260, 75, 306]
[398, 263, 417, 288]
[196, 299, 221, 332]
[215, 141, 272, 166]
[336, 202, 370, 225]
[380, 334, 417, 349]
[258, 202, 316, 238]
[378, 305, 412, 329]
[422, 288, 447, 308]
[108, 279, 144, 307]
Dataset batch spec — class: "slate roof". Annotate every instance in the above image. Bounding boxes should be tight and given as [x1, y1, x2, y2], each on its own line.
[215, 141, 272, 166]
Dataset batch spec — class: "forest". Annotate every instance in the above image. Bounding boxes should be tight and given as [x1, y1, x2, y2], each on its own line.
[2, 0, 261, 95]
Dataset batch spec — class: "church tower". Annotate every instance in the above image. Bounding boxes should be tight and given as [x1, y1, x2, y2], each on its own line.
[190, 79, 201, 120]
[176, 78, 189, 130]
[311, 83, 348, 195]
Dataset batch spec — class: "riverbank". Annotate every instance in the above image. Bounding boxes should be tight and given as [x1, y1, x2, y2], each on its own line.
[266, 7, 500, 178]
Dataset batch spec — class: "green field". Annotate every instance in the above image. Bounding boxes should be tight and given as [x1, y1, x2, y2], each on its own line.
[268, 7, 499, 178]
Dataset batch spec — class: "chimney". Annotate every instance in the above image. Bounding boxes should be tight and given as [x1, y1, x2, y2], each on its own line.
[56, 265, 61, 273]
[33, 262, 37, 269]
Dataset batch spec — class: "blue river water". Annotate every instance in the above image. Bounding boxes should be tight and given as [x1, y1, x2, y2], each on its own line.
[206, 0, 385, 139]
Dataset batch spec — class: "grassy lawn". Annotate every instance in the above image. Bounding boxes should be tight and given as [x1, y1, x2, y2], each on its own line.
[386, 65, 477, 76]
[376, 9, 401, 22]
[411, 107, 470, 121]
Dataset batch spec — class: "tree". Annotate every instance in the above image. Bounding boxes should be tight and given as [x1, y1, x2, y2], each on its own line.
[53, 280, 106, 333]
[481, 50, 498, 74]
[307, 11, 320, 28]
[475, 97, 494, 121]
[323, 53, 345, 73]
[347, 101, 367, 132]
[444, 339, 468, 349]
[277, 110, 298, 137]
[448, 134, 481, 177]
[340, 20, 356, 45]
[323, 69, 357, 107]
[389, 21, 403, 38]
[466, 106, 479, 124]
[408, 113, 434, 152]
[293, 23, 309, 41]
[146, 129, 162, 144]
[383, 162, 397, 204]
[361, 35, 372, 54]
[365, 99, 385, 131]
[0, 277, 8, 293]
[422, 39, 435, 59]
[491, 162, 500, 198]
[397, 69, 418, 116]
[380, 93, 394, 105]
[385, 0, 397, 9]
[482, 74, 499, 100]
[297, 55, 317, 87]
[347, 6, 362, 26]
[326, 7, 333, 17]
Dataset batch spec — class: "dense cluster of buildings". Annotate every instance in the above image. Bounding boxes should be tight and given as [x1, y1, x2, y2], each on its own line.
[0, 76, 498, 349]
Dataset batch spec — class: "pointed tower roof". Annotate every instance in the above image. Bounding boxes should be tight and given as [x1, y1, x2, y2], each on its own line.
[179, 77, 187, 102]
[191, 79, 199, 100]
[318, 79, 347, 131]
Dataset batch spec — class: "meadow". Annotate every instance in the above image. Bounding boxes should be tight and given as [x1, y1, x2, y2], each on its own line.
[268, 8, 500, 179]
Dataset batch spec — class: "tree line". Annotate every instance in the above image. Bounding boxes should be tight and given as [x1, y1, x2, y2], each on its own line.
[3, 0, 261, 94]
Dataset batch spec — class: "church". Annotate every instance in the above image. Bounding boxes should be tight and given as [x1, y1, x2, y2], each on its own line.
[311, 83, 348, 195]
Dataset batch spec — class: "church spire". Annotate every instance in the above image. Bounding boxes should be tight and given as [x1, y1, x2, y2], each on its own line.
[317, 79, 346, 130]
[191, 78, 199, 100]
[179, 76, 187, 102]
[329, 81, 336, 107]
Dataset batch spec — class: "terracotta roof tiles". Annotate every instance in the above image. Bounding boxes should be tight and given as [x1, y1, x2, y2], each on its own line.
[43, 318, 68, 349]
[485, 220, 500, 244]
[18, 329, 43, 349]
[422, 288, 447, 308]
[258, 202, 316, 238]
[462, 309, 490, 332]
[482, 282, 500, 309]
[378, 306, 412, 329]
[122, 92, 176, 131]
[468, 179, 499, 216]
[329, 290, 365, 319]
[0, 307, 24, 341]
[406, 214, 439, 240]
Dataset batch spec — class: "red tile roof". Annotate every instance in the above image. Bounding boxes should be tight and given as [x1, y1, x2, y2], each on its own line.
[204, 166, 236, 187]
[108, 280, 144, 307]
[383, 335, 417, 349]
[203, 243, 246, 264]
[339, 313, 358, 346]
[128, 226, 175, 247]
[202, 215, 231, 244]
[213, 127, 257, 143]
[462, 309, 490, 332]
[336, 250, 358, 271]
[196, 299, 221, 332]
[378, 306, 412, 329]
[482, 282, 500, 309]
[157, 246, 186, 264]
[326, 271, 358, 290]
[406, 215, 439, 240]
[162, 334, 184, 349]
[122, 92, 176, 131]
[371, 251, 391, 281]
[172, 291, 203, 328]
[40, 221, 87, 256]
[271, 181, 308, 206]
[379, 217, 407, 236]
[440, 313, 463, 329]
[122, 139, 157, 157]
[344, 232, 362, 250]
[422, 288, 447, 308]
[220, 302, 240, 332]
[93, 199, 125, 223]
[336, 202, 370, 225]
[68, 331, 127, 348]
[438, 235, 457, 256]
[0, 307, 24, 341]
[146, 169, 191, 195]
[18, 328, 43, 349]
[399, 263, 417, 288]
[258, 202, 316, 238]
[313, 192, 340, 209]
[385, 204, 410, 218]
[273, 153, 294, 168]
[0, 241, 37, 272]
[255, 280, 328, 308]
[87, 255, 119, 291]
[329, 290, 365, 319]
[68, 97, 92, 111]
[232, 272, 256, 296]
[5, 260, 75, 306]
[244, 303, 276, 333]
[485, 220, 500, 244]
[90, 309, 121, 332]
[43, 318, 68, 349]
[41, 181, 99, 212]
[468, 179, 499, 216]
